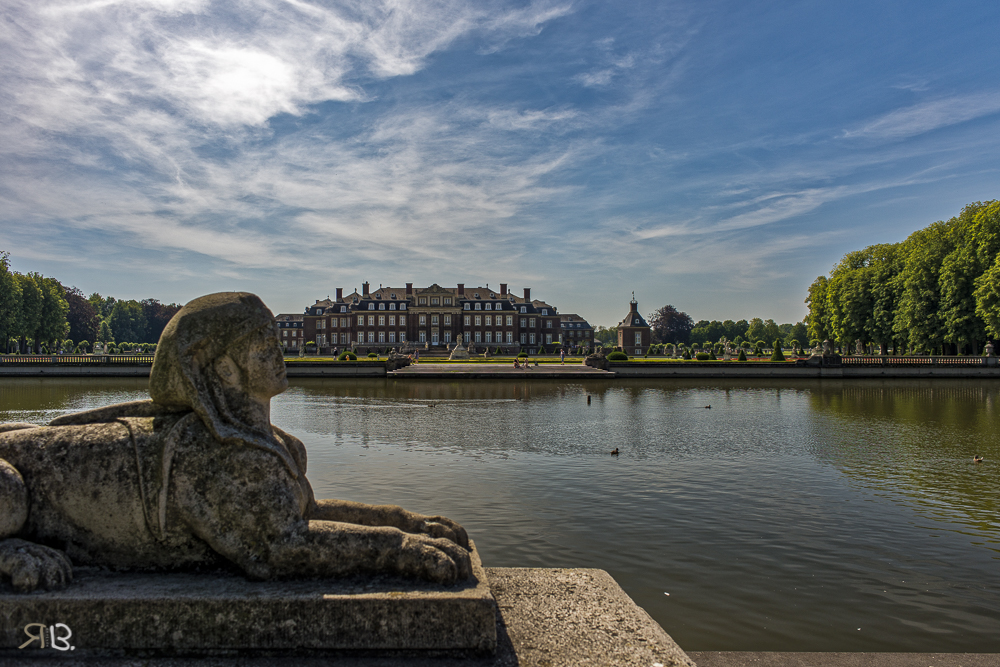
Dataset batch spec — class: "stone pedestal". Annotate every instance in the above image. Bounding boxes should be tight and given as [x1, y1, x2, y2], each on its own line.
[1, 543, 495, 655]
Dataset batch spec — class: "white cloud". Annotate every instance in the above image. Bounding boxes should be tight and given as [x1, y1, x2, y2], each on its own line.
[843, 93, 1000, 141]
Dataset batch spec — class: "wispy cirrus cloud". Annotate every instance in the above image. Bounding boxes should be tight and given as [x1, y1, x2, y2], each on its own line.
[842, 93, 1000, 142]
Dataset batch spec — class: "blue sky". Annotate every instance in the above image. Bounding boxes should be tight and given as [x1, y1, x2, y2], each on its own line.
[2, 0, 998, 326]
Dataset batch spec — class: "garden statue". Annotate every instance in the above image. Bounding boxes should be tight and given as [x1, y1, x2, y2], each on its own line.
[0, 292, 470, 593]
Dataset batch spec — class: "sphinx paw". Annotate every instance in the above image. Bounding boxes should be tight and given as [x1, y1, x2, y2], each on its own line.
[0, 538, 73, 593]
[399, 534, 471, 585]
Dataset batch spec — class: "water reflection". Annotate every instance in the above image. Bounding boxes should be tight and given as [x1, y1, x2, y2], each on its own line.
[0, 377, 998, 652]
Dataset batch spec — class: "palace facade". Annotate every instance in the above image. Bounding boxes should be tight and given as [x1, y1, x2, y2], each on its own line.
[276, 282, 595, 354]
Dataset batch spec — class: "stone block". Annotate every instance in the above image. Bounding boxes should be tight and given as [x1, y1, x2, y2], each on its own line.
[0, 541, 495, 655]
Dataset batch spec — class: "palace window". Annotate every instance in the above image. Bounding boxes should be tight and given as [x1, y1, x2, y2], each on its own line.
[444, 331, 451, 343]
[464, 303, 470, 310]
[379, 331, 385, 343]
[475, 303, 481, 310]
[340, 333, 347, 344]
[464, 332, 471, 342]
[546, 334, 552, 344]
[475, 332, 481, 343]
[485, 315, 491, 326]
[341, 318, 348, 328]
[444, 315, 451, 325]
[444, 298, 452, 305]
[389, 332, 396, 343]
[520, 318, 526, 327]
[390, 303, 396, 310]
[485, 303, 491, 310]
[529, 318, 536, 328]
[419, 315, 427, 325]
[340, 306, 347, 312]
[389, 315, 395, 326]
[367, 331, 375, 342]
[520, 306, 527, 313]
[546, 320, 552, 328]
[357, 316, 364, 326]
[400, 315, 406, 325]
[506, 331, 513, 343]
[542, 309, 548, 315]
[431, 315, 439, 325]
[529, 333, 536, 344]
[391, 294, 396, 299]
[399, 303, 406, 310]
[419, 298, 427, 305]
[635, 332, 642, 345]
[475, 315, 481, 326]
[520, 333, 526, 344]
[419, 332, 426, 342]
[400, 332, 406, 341]
[368, 315, 375, 326]
[368, 303, 374, 310]
[378, 315, 385, 326]
[431, 298, 439, 305]
[379, 303, 385, 310]
[506, 315, 513, 326]
[282, 330, 287, 338]
[485, 331, 492, 343]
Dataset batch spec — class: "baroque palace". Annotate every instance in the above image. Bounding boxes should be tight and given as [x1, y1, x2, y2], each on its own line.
[275, 282, 595, 355]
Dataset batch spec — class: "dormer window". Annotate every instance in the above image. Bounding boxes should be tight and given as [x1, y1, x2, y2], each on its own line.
[542, 309, 548, 315]
[390, 303, 396, 310]
[444, 297, 452, 305]
[400, 303, 406, 310]
[379, 303, 385, 310]
[368, 303, 375, 310]
[375, 294, 381, 299]
[464, 303, 470, 310]
[485, 303, 491, 310]
[490, 293, 495, 298]
[520, 306, 527, 313]
[475, 303, 481, 310]
[419, 298, 427, 305]
[340, 306, 347, 312]
[431, 297, 439, 305]
[474, 293, 480, 298]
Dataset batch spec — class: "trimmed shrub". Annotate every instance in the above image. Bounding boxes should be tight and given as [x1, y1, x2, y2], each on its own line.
[737, 349, 747, 361]
[753, 344, 763, 356]
[367, 352, 379, 358]
[518, 352, 528, 358]
[709, 350, 718, 360]
[695, 352, 710, 361]
[607, 351, 629, 361]
[682, 349, 692, 360]
[770, 340, 785, 361]
[337, 351, 358, 361]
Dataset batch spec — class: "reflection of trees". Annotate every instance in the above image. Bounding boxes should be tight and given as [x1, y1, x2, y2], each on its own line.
[807, 380, 1000, 550]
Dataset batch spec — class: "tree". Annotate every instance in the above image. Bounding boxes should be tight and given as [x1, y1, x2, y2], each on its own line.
[594, 326, 618, 346]
[974, 254, 1000, 340]
[790, 322, 808, 348]
[108, 299, 147, 344]
[34, 275, 69, 352]
[16, 273, 42, 353]
[0, 252, 22, 353]
[648, 305, 694, 344]
[141, 299, 181, 343]
[64, 285, 99, 345]
[805, 276, 830, 342]
[895, 222, 954, 353]
[745, 318, 766, 343]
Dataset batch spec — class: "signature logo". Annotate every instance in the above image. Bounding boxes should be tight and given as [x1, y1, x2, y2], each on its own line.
[19, 623, 75, 651]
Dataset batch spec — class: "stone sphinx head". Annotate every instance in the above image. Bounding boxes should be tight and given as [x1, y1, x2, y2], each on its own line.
[149, 292, 288, 458]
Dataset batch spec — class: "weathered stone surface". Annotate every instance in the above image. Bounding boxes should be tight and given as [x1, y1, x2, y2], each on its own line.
[0, 542, 494, 654]
[0, 567, 694, 666]
[0, 292, 472, 595]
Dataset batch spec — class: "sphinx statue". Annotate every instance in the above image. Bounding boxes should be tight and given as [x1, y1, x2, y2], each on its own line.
[0, 293, 470, 593]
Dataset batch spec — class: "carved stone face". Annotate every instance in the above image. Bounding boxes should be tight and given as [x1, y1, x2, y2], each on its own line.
[243, 325, 288, 402]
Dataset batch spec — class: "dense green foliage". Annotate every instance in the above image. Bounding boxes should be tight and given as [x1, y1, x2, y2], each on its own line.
[606, 350, 629, 361]
[769, 339, 785, 361]
[337, 351, 358, 361]
[806, 201, 1000, 354]
[0, 250, 181, 353]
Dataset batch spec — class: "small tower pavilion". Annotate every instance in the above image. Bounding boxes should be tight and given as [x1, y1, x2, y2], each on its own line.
[617, 292, 652, 356]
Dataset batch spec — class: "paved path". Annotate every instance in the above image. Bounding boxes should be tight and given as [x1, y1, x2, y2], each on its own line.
[689, 652, 998, 667]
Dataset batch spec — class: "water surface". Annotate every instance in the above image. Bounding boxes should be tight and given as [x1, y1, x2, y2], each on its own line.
[1, 377, 998, 651]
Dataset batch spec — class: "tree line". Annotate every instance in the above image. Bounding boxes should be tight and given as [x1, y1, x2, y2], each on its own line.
[805, 200, 1000, 355]
[0, 251, 180, 354]
[594, 306, 809, 349]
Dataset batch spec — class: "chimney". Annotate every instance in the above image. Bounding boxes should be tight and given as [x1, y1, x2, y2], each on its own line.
[500, 283, 507, 296]
[336, 288, 343, 301]
[406, 283, 413, 296]
[523, 287, 531, 302]
[457, 283, 465, 296]
[362, 282, 370, 296]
